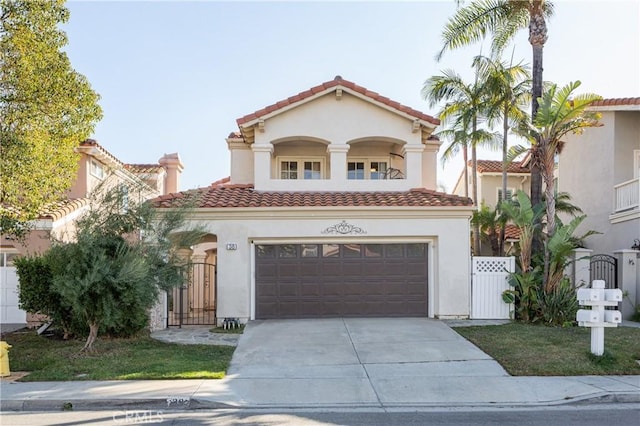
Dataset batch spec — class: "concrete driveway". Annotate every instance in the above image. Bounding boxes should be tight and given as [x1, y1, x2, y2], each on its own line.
[226, 318, 509, 406]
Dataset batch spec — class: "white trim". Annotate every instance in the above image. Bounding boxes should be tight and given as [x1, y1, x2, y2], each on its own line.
[250, 240, 256, 321]
[634, 149, 640, 179]
[609, 209, 640, 224]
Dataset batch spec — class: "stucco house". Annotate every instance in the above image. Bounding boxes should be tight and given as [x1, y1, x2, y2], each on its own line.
[0, 139, 183, 329]
[452, 158, 531, 255]
[154, 76, 474, 324]
[558, 97, 639, 256]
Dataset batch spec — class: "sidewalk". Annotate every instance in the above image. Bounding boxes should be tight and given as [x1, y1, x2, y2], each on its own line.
[1, 374, 639, 411]
[2, 318, 639, 411]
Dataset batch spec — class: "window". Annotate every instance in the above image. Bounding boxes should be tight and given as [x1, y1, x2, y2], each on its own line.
[0, 251, 18, 267]
[280, 161, 298, 180]
[497, 188, 514, 204]
[90, 160, 104, 179]
[278, 158, 323, 180]
[370, 162, 388, 180]
[347, 162, 365, 180]
[348, 159, 389, 180]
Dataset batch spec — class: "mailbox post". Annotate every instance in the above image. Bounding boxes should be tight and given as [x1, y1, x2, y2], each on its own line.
[576, 280, 622, 356]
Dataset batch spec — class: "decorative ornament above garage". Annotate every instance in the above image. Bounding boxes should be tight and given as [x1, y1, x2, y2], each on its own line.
[321, 220, 366, 235]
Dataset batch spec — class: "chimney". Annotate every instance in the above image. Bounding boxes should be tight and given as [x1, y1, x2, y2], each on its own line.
[158, 153, 184, 194]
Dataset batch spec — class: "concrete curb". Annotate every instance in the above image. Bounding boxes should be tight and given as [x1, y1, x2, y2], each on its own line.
[2, 392, 638, 412]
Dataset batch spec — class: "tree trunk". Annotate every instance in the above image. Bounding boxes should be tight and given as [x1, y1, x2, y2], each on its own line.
[463, 146, 469, 199]
[529, 3, 547, 262]
[81, 322, 99, 353]
[543, 145, 557, 292]
[471, 119, 480, 255]
[499, 105, 509, 256]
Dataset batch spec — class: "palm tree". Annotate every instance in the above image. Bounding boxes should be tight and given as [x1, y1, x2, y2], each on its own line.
[437, 0, 555, 253]
[422, 68, 500, 254]
[474, 54, 531, 254]
[525, 81, 601, 287]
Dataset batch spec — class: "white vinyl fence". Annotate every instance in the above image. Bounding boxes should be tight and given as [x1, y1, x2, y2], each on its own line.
[0, 266, 26, 324]
[471, 256, 515, 319]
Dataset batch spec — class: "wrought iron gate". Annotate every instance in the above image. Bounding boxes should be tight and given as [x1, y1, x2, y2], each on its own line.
[589, 254, 618, 289]
[168, 262, 216, 326]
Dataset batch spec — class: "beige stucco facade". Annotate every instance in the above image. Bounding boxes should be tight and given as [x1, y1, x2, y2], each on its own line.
[559, 109, 640, 255]
[173, 78, 475, 323]
[453, 170, 531, 207]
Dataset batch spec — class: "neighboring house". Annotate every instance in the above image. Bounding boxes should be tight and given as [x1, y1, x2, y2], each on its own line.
[154, 76, 474, 324]
[452, 158, 531, 206]
[558, 97, 640, 256]
[452, 158, 531, 255]
[0, 139, 183, 329]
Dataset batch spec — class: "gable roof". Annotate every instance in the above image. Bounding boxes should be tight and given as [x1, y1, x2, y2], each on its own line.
[236, 76, 440, 129]
[474, 160, 530, 174]
[152, 181, 473, 209]
[125, 164, 165, 174]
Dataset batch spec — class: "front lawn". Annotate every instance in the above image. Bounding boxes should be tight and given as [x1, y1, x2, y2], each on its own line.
[2, 329, 234, 382]
[454, 322, 640, 376]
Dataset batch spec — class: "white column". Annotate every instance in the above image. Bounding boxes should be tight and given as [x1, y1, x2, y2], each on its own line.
[614, 249, 638, 319]
[422, 139, 441, 189]
[327, 144, 350, 182]
[569, 248, 593, 287]
[403, 145, 425, 188]
[252, 144, 273, 190]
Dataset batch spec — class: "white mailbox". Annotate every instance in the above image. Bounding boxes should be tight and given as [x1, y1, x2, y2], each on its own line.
[604, 289, 623, 302]
[577, 309, 601, 323]
[604, 310, 622, 324]
[577, 288, 603, 303]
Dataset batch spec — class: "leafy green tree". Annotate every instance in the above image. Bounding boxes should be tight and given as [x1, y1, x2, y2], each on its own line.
[437, 0, 555, 256]
[472, 204, 507, 256]
[422, 67, 500, 254]
[0, 0, 102, 236]
[17, 184, 203, 352]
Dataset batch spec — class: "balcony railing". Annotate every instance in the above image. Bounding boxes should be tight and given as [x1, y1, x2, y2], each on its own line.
[613, 177, 640, 213]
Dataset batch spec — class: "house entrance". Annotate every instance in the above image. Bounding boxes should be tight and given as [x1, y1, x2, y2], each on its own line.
[589, 254, 618, 289]
[168, 262, 217, 326]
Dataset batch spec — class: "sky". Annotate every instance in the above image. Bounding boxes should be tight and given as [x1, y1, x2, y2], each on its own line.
[61, 0, 640, 192]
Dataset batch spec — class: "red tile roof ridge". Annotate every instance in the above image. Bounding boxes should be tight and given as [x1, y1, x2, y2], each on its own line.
[210, 176, 232, 187]
[78, 139, 123, 166]
[236, 76, 439, 126]
[591, 97, 640, 107]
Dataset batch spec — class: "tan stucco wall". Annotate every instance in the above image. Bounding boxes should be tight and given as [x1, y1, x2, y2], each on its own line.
[478, 174, 530, 207]
[186, 207, 473, 323]
[235, 92, 439, 191]
[559, 111, 640, 254]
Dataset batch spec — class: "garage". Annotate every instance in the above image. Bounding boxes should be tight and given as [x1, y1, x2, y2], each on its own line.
[255, 243, 428, 319]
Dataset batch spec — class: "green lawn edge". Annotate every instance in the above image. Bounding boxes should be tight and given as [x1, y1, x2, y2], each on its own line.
[453, 322, 640, 376]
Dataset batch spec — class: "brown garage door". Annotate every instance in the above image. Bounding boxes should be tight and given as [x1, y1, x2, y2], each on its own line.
[255, 243, 428, 319]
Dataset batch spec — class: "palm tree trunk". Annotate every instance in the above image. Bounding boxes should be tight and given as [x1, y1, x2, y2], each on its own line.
[463, 146, 469, 199]
[499, 105, 509, 256]
[529, 2, 547, 261]
[471, 120, 480, 255]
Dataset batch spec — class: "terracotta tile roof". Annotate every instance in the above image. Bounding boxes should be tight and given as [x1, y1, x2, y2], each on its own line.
[77, 139, 123, 167]
[1, 198, 90, 222]
[590, 97, 640, 107]
[152, 184, 473, 209]
[236, 76, 440, 127]
[473, 160, 530, 174]
[125, 163, 163, 173]
[504, 224, 521, 240]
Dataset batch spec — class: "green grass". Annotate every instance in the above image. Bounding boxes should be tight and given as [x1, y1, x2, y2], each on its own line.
[3, 329, 235, 382]
[454, 322, 640, 376]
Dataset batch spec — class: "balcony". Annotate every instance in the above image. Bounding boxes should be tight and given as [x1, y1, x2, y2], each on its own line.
[613, 178, 639, 213]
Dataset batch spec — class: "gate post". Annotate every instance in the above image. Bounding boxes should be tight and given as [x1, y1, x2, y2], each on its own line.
[568, 248, 592, 287]
[614, 249, 638, 320]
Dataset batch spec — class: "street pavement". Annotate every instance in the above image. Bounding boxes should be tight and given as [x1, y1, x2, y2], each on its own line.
[1, 318, 638, 411]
